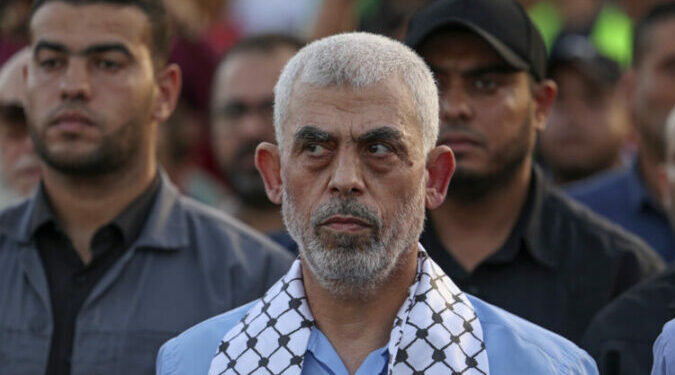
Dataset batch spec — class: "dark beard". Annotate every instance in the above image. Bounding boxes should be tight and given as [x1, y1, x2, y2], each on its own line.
[30, 120, 140, 177]
[223, 140, 275, 209]
[446, 112, 533, 202]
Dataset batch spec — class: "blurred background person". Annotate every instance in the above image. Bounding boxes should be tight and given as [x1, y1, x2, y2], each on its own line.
[0, 0, 30, 65]
[569, 2, 675, 263]
[210, 34, 303, 253]
[581, 106, 675, 375]
[538, 34, 630, 185]
[0, 48, 40, 208]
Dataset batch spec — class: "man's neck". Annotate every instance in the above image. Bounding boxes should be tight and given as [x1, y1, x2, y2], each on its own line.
[41, 160, 156, 264]
[302, 248, 418, 375]
[430, 163, 532, 272]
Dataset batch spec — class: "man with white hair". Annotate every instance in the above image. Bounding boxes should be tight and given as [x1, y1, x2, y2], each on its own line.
[156, 32, 597, 375]
[0, 48, 41, 207]
[582, 107, 675, 375]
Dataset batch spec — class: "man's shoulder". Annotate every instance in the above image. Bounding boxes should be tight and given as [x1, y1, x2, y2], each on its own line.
[565, 168, 632, 203]
[469, 295, 598, 374]
[0, 197, 32, 242]
[583, 266, 675, 344]
[540, 183, 662, 266]
[652, 319, 675, 375]
[156, 301, 256, 375]
[163, 190, 291, 258]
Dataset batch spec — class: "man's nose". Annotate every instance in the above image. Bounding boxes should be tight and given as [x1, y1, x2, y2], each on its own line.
[328, 150, 365, 196]
[439, 86, 472, 122]
[60, 59, 92, 101]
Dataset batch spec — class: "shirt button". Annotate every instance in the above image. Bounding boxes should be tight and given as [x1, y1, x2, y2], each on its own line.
[74, 275, 87, 284]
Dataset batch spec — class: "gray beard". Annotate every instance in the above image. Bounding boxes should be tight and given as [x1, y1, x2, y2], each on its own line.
[282, 185, 425, 300]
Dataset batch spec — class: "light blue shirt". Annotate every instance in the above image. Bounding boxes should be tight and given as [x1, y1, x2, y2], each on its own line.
[156, 295, 598, 374]
[652, 319, 675, 375]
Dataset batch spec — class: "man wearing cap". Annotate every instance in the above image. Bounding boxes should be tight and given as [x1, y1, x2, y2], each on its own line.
[405, 0, 663, 345]
[567, 2, 675, 263]
[539, 34, 630, 185]
[156, 32, 598, 375]
[0, 48, 41, 207]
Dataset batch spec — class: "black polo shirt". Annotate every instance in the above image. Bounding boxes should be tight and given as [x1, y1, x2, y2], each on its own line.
[420, 167, 665, 344]
[32, 176, 160, 375]
[582, 265, 675, 375]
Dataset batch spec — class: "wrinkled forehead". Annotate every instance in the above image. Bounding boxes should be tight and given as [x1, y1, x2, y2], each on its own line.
[282, 77, 420, 144]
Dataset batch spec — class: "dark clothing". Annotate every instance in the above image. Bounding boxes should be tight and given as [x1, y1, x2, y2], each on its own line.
[581, 266, 675, 375]
[567, 160, 675, 262]
[0, 174, 294, 375]
[34, 177, 160, 375]
[420, 167, 665, 344]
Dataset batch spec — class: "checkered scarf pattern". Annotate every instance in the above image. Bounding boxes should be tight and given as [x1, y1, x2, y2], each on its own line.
[209, 247, 489, 375]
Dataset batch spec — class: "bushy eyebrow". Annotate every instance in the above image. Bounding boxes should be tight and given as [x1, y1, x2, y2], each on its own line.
[293, 126, 337, 144]
[34, 40, 133, 58]
[356, 126, 403, 144]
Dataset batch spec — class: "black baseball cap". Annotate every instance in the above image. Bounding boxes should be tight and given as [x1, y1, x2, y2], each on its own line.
[548, 34, 621, 88]
[405, 0, 548, 81]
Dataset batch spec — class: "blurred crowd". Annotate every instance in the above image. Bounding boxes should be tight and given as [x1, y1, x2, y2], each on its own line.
[2, 0, 675, 374]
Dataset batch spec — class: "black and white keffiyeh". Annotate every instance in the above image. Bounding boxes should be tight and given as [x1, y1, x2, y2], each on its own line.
[209, 246, 490, 375]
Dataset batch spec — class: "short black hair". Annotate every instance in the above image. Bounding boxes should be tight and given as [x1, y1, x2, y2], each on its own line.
[30, 0, 172, 67]
[633, 1, 675, 66]
[218, 33, 305, 68]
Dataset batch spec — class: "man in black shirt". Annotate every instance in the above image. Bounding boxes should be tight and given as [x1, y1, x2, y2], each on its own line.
[405, 0, 664, 344]
[0, 1, 293, 374]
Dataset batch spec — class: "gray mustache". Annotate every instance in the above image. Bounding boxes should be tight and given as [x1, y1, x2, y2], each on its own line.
[311, 198, 381, 231]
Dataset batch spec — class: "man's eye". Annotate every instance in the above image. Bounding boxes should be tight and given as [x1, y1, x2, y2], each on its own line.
[367, 143, 392, 156]
[304, 143, 327, 156]
[95, 59, 122, 71]
[39, 58, 64, 70]
[474, 78, 497, 91]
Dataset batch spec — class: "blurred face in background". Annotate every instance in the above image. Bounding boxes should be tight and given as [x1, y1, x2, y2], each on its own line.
[211, 46, 296, 208]
[0, 49, 41, 196]
[630, 17, 675, 162]
[540, 65, 629, 184]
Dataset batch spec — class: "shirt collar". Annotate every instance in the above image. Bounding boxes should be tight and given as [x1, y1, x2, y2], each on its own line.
[3, 171, 188, 250]
[27, 174, 161, 245]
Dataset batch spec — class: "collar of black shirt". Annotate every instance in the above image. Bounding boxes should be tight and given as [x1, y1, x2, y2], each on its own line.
[29, 173, 162, 257]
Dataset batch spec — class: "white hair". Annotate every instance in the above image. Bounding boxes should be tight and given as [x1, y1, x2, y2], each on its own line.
[273, 32, 439, 154]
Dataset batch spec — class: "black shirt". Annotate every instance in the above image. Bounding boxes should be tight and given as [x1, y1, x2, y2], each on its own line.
[32, 176, 161, 375]
[420, 167, 665, 344]
[582, 265, 675, 375]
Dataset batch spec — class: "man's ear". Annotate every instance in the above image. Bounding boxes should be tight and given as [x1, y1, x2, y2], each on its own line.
[425, 145, 455, 209]
[153, 63, 182, 122]
[255, 142, 283, 204]
[532, 79, 558, 132]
